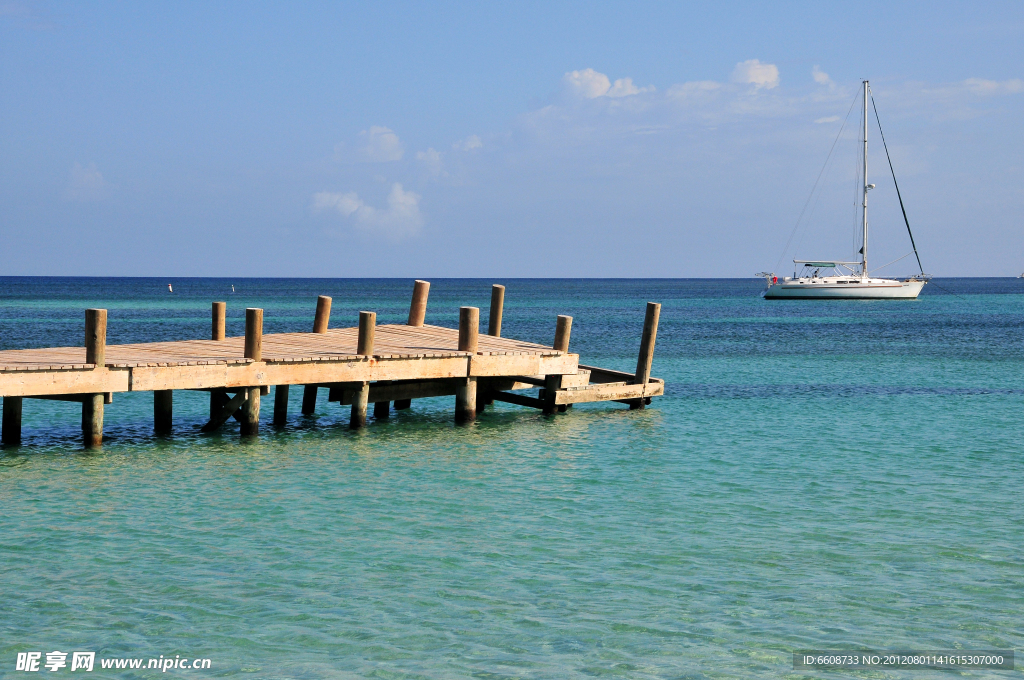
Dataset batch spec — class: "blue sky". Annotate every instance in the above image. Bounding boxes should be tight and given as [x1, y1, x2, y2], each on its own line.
[1, 1, 1022, 277]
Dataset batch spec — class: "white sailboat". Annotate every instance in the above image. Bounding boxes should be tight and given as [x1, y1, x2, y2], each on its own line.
[759, 80, 928, 300]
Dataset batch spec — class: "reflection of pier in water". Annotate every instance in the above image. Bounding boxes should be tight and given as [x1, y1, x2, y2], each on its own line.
[0, 281, 663, 448]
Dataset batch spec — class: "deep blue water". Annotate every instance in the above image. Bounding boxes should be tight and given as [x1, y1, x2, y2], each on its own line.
[1, 277, 1022, 678]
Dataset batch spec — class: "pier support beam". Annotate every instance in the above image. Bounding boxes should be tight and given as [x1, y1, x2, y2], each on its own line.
[373, 400, 390, 419]
[273, 385, 289, 427]
[241, 308, 262, 436]
[2, 397, 22, 445]
[302, 296, 332, 415]
[393, 399, 411, 411]
[488, 284, 505, 337]
[455, 306, 479, 423]
[351, 311, 375, 429]
[154, 390, 172, 434]
[629, 302, 661, 410]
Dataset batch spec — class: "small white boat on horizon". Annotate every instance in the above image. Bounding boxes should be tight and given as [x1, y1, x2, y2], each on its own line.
[759, 80, 928, 300]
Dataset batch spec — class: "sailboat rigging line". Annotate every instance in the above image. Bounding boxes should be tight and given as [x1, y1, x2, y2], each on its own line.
[774, 92, 860, 272]
[870, 251, 913, 273]
[870, 93, 925, 275]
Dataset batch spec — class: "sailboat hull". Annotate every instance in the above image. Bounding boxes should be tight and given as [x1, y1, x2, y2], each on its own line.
[764, 279, 925, 299]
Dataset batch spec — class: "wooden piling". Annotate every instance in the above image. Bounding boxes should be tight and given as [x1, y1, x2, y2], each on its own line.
[351, 311, 375, 428]
[241, 387, 260, 436]
[211, 303, 227, 416]
[85, 309, 107, 366]
[408, 280, 430, 327]
[273, 385, 289, 427]
[553, 315, 573, 352]
[2, 397, 22, 445]
[455, 306, 479, 422]
[373, 400, 390, 419]
[83, 394, 103, 448]
[244, 308, 263, 362]
[630, 302, 661, 410]
[313, 295, 332, 333]
[393, 399, 411, 410]
[488, 284, 505, 337]
[212, 302, 226, 341]
[82, 309, 107, 446]
[302, 296, 332, 414]
[154, 390, 172, 433]
[241, 308, 263, 435]
[357, 311, 376, 356]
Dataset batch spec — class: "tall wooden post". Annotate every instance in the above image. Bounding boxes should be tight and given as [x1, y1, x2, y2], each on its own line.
[553, 315, 572, 352]
[408, 280, 430, 327]
[241, 308, 262, 435]
[211, 302, 227, 417]
[273, 385, 289, 427]
[83, 309, 107, 447]
[313, 295, 331, 333]
[351, 311, 375, 429]
[373, 400, 390, 420]
[212, 302, 226, 341]
[302, 295, 332, 415]
[630, 302, 661, 410]
[154, 390, 172, 433]
[455, 306, 479, 423]
[488, 284, 505, 337]
[2, 397, 23, 445]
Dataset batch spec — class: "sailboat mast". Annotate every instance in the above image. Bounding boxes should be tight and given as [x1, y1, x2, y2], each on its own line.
[861, 80, 869, 277]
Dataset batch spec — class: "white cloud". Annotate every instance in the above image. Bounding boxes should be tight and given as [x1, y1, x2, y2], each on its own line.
[313, 183, 423, 240]
[731, 59, 779, 90]
[814, 115, 840, 124]
[607, 77, 655, 97]
[812, 65, 833, 87]
[65, 162, 109, 201]
[416, 148, 446, 177]
[962, 78, 1024, 95]
[356, 126, 404, 162]
[563, 69, 654, 99]
[563, 68, 611, 98]
[453, 134, 483, 151]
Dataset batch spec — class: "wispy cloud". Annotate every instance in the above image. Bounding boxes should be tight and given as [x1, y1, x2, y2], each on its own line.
[340, 125, 404, 162]
[64, 162, 110, 201]
[812, 65, 834, 88]
[416, 148, 447, 177]
[453, 134, 483, 151]
[313, 183, 423, 240]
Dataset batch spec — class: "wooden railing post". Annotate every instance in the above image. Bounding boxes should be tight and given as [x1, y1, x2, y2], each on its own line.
[455, 306, 479, 423]
[488, 284, 505, 337]
[408, 280, 430, 327]
[83, 309, 107, 447]
[630, 302, 661, 410]
[241, 308, 263, 435]
[301, 296, 332, 416]
[351, 311, 375, 428]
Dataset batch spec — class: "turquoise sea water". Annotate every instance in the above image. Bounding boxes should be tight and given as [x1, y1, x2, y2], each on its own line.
[1, 278, 1022, 679]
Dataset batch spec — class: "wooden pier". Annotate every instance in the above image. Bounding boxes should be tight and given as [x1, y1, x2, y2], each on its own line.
[0, 281, 664, 447]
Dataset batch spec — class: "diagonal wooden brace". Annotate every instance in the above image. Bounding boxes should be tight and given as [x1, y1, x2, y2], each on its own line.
[201, 390, 248, 432]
